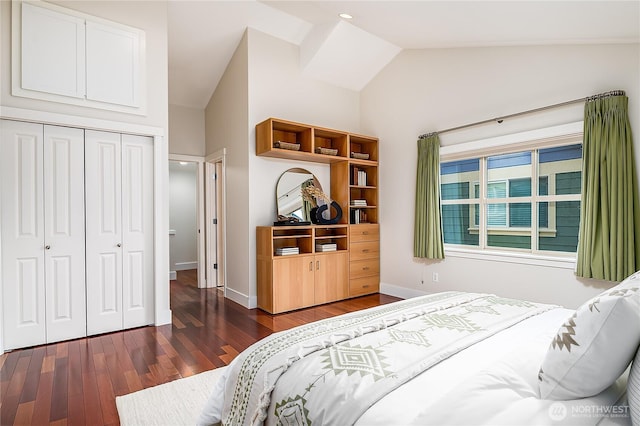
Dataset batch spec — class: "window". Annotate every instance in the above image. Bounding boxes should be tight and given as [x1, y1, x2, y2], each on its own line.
[440, 141, 582, 256]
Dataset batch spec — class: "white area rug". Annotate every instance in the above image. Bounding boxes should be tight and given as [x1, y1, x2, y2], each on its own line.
[116, 366, 227, 425]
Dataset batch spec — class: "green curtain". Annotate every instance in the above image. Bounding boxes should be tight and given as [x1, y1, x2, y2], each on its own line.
[576, 94, 640, 281]
[414, 134, 445, 258]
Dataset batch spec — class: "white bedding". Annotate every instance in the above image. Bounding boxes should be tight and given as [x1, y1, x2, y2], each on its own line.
[199, 298, 632, 426]
[358, 308, 630, 425]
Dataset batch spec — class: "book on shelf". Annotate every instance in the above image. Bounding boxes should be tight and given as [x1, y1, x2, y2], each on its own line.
[351, 209, 368, 224]
[351, 199, 367, 206]
[351, 167, 367, 187]
[358, 170, 367, 186]
[316, 243, 337, 252]
[275, 246, 299, 256]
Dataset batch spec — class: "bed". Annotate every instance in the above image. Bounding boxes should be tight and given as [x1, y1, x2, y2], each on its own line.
[198, 271, 640, 426]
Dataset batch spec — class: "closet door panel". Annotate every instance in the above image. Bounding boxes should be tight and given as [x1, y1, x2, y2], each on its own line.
[1, 120, 46, 350]
[43, 125, 86, 343]
[85, 130, 123, 335]
[122, 134, 154, 328]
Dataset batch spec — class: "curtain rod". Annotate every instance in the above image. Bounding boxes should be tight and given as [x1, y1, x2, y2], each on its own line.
[418, 89, 625, 139]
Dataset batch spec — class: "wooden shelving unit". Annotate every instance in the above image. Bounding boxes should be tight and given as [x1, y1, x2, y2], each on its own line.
[256, 118, 380, 312]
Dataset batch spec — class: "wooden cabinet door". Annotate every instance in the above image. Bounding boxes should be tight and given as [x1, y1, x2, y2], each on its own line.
[273, 255, 314, 313]
[314, 252, 348, 304]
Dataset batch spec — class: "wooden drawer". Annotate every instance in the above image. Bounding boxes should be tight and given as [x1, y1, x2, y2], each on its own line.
[349, 240, 379, 261]
[349, 258, 380, 279]
[349, 224, 379, 242]
[349, 275, 379, 296]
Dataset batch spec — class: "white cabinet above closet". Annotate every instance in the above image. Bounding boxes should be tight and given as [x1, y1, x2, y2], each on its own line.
[12, 1, 145, 114]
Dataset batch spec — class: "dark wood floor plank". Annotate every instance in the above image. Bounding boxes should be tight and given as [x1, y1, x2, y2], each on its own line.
[0, 269, 401, 425]
[20, 346, 45, 404]
[49, 355, 69, 422]
[29, 371, 53, 426]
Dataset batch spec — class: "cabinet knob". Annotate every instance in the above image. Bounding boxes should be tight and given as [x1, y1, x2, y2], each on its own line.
[363, 266, 370, 271]
[45, 245, 51, 250]
[117, 243, 122, 248]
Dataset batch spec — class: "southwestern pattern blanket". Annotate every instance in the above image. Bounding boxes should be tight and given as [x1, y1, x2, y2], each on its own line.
[199, 291, 557, 426]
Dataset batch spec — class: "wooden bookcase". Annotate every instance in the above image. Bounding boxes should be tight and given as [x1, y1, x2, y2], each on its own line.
[256, 118, 380, 313]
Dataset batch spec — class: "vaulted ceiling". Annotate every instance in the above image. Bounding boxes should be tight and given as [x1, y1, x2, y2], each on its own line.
[167, 1, 640, 109]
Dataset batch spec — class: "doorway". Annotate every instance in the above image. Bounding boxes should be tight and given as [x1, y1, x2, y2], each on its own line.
[168, 155, 205, 288]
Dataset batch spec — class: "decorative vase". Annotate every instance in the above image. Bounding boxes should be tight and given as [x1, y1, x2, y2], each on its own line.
[315, 201, 343, 225]
[309, 207, 320, 224]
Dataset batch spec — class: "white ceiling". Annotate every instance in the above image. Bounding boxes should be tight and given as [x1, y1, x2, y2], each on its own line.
[167, 0, 640, 109]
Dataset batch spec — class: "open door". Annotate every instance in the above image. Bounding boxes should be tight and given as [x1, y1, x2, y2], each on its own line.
[206, 149, 226, 289]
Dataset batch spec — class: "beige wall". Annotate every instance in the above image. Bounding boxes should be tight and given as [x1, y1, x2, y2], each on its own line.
[361, 43, 640, 308]
[169, 104, 205, 156]
[204, 31, 250, 303]
[1, 1, 169, 132]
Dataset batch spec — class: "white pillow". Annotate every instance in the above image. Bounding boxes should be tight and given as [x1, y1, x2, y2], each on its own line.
[538, 270, 640, 400]
[630, 345, 640, 426]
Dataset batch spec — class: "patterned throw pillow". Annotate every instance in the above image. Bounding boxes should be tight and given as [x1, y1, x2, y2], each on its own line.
[630, 345, 640, 426]
[538, 270, 640, 400]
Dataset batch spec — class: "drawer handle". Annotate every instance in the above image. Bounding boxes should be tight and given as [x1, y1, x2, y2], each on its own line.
[362, 266, 370, 270]
[362, 231, 369, 235]
[362, 249, 370, 253]
[363, 284, 370, 288]
[309, 261, 313, 271]
[317, 261, 320, 270]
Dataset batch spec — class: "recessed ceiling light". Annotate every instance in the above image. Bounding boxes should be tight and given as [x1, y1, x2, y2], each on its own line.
[339, 13, 353, 19]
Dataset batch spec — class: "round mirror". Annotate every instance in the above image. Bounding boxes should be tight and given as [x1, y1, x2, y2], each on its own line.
[276, 168, 322, 223]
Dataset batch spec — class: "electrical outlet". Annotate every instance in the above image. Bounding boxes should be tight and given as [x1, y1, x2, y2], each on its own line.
[432, 272, 439, 282]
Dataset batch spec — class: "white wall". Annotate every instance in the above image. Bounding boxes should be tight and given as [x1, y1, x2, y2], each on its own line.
[361, 43, 640, 308]
[169, 162, 198, 272]
[169, 104, 205, 156]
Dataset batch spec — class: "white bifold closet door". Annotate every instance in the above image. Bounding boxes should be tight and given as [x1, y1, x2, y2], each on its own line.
[85, 130, 154, 336]
[1, 120, 86, 350]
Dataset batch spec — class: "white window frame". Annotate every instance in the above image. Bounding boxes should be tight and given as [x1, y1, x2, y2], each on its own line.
[440, 122, 583, 269]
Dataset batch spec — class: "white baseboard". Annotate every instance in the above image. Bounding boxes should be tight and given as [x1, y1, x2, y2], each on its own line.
[169, 270, 177, 280]
[155, 309, 172, 326]
[380, 282, 429, 300]
[174, 261, 197, 271]
[225, 287, 251, 308]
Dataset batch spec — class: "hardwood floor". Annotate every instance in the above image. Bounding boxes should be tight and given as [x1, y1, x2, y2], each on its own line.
[0, 270, 400, 425]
